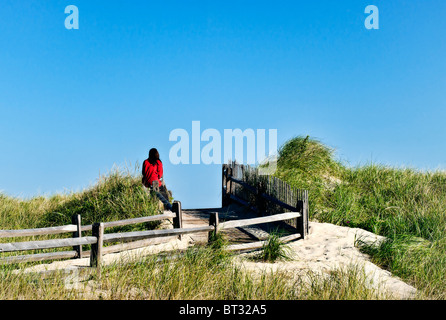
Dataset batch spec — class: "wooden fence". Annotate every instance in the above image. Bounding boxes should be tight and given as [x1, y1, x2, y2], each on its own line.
[0, 213, 181, 265]
[0, 188, 183, 266]
[222, 162, 309, 239]
[0, 168, 309, 275]
[0, 210, 302, 276]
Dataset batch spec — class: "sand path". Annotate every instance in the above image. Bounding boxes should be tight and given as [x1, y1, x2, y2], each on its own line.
[15, 207, 418, 299]
[233, 221, 418, 299]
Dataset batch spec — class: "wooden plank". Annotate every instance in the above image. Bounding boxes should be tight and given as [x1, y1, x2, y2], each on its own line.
[81, 224, 93, 232]
[102, 213, 175, 229]
[227, 176, 257, 194]
[0, 251, 78, 264]
[0, 225, 78, 239]
[80, 213, 175, 232]
[0, 236, 97, 253]
[101, 236, 177, 255]
[219, 211, 301, 230]
[226, 233, 301, 252]
[102, 225, 215, 243]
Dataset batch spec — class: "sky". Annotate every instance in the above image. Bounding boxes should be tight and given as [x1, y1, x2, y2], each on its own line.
[0, 0, 445, 209]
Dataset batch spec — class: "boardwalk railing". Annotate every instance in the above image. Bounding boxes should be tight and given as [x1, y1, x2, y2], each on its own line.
[222, 162, 309, 239]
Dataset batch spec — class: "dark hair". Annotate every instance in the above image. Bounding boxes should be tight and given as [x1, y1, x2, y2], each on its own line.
[148, 148, 160, 165]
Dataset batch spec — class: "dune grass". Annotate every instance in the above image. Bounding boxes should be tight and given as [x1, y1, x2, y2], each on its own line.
[2, 138, 444, 300]
[255, 231, 293, 263]
[275, 136, 446, 299]
[0, 166, 162, 232]
[0, 162, 393, 300]
[0, 245, 390, 300]
[38, 166, 162, 231]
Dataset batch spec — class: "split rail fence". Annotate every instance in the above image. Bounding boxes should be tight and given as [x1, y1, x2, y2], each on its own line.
[0, 190, 183, 268]
[0, 164, 309, 275]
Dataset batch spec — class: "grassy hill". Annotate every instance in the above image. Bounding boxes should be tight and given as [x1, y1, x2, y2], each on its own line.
[0, 168, 162, 233]
[0, 164, 389, 300]
[275, 136, 446, 299]
[1, 137, 446, 299]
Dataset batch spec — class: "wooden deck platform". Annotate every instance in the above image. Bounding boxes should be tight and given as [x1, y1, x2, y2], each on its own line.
[182, 203, 296, 245]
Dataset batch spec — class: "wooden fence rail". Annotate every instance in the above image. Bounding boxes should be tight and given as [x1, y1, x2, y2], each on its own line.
[0, 236, 97, 254]
[208, 211, 304, 253]
[102, 225, 215, 243]
[0, 194, 183, 265]
[218, 211, 301, 231]
[0, 225, 78, 239]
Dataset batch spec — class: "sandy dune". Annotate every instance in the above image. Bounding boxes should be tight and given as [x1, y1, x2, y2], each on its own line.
[232, 221, 418, 299]
[15, 218, 418, 299]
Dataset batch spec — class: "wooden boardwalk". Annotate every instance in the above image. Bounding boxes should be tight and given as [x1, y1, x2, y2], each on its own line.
[182, 203, 295, 245]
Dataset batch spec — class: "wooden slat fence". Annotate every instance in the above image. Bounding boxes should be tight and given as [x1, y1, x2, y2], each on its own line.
[222, 161, 309, 239]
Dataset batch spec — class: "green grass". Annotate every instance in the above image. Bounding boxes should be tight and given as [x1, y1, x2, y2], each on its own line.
[38, 166, 162, 230]
[3, 140, 444, 299]
[256, 231, 293, 263]
[0, 166, 162, 232]
[275, 136, 446, 299]
[0, 246, 390, 300]
[0, 163, 392, 300]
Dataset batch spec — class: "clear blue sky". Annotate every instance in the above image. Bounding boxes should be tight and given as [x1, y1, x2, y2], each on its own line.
[1, 0, 445, 209]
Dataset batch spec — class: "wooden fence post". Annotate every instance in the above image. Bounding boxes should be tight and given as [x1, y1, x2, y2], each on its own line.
[302, 190, 309, 238]
[222, 165, 229, 207]
[172, 201, 183, 240]
[71, 214, 83, 259]
[297, 190, 309, 239]
[296, 191, 302, 232]
[90, 223, 104, 277]
[208, 212, 219, 243]
[228, 163, 233, 199]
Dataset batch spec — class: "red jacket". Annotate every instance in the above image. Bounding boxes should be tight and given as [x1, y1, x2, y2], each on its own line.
[142, 159, 163, 188]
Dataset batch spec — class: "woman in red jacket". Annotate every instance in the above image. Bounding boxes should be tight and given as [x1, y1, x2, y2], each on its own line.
[142, 148, 164, 189]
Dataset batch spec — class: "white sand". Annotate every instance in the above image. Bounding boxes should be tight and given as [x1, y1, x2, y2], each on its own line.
[233, 222, 418, 299]
[15, 221, 417, 299]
